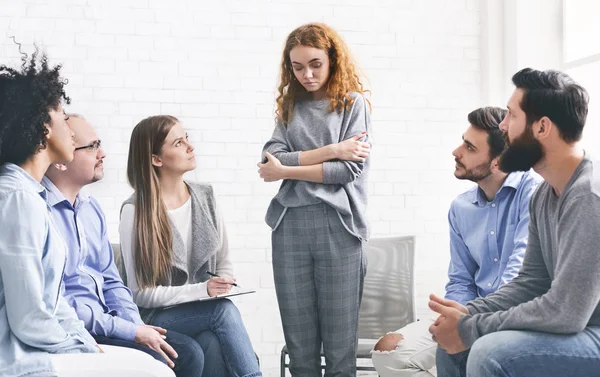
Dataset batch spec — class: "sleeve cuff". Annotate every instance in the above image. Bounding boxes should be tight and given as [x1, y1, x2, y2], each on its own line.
[69, 330, 100, 353]
[466, 303, 478, 315]
[112, 317, 140, 342]
[133, 314, 144, 326]
[199, 281, 209, 299]
[322, 161, 352, 184]
[122, 307, 144, 326]
[61, 342, 100, 354]
[276, 151, 300, 166]
[458, 314, 479, 349]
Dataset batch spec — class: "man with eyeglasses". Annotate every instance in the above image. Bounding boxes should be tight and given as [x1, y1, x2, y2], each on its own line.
[41, 114, 180, 372]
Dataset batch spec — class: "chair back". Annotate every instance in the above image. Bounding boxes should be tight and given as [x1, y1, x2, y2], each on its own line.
[358, 235, 416, 339]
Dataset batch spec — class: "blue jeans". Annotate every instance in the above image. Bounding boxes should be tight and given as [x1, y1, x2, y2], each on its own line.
[149, 299, 261, 377]
[436, 327, 600, 377]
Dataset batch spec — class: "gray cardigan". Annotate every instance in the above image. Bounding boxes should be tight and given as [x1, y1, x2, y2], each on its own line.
[121, 182, 220, 321]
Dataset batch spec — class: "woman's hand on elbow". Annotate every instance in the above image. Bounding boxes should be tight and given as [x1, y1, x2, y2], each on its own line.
[333, 132, 369, 162]
[257, 152, 287, 182]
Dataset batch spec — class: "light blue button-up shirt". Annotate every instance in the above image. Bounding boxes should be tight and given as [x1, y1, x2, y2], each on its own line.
[445, 170, 542, 305]
[0, 163, 98, 377]
[42, 177, 143, 342]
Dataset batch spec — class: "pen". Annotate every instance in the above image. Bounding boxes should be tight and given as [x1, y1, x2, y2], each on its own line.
[206, 271, 238, 287]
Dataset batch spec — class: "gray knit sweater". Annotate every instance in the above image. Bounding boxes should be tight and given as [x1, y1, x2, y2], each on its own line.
[458, 155, 600, 347]
[262, 92, 372, 240]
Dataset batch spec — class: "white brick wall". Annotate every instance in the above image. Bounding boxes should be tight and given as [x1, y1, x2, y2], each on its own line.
[0, 0, 482, 374]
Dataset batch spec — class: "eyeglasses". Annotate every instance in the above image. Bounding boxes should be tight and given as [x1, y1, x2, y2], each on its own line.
[74, 140, 102, 152]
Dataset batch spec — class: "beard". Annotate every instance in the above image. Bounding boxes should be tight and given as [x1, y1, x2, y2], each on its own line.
[92, 163, 104, 183]
[91, 173, 103, 183]
[454, 158, 493, 182]
[499, 125, 544, 173]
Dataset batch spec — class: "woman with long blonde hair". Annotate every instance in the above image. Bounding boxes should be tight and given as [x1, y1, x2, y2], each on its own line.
[258, 23, 372, 376]
[120, 115, 261, 377]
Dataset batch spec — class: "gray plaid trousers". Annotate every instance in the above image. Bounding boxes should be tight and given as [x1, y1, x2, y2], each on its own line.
[272, 203, 366, 377]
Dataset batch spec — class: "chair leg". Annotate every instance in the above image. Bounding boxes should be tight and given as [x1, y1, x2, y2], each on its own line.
[280, 348, 287, 377]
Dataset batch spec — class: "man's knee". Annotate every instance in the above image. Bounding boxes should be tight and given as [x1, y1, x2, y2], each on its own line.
[467, 332, 518, 376]
[470, 331, 516, 359]
[374, 333, 404, 352]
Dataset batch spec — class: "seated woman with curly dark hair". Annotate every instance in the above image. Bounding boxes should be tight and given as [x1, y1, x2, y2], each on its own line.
[0, 50, 174, 377]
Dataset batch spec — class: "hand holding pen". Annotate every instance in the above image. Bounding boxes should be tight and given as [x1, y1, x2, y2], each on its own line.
[206, 271, 237, 297]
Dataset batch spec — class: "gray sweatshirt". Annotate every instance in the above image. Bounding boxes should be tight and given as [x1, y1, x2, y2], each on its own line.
[458, 154, 600, 348]
[262, 92, 372, 240]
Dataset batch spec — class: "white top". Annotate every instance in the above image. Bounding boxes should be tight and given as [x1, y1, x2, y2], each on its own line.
[119, 200, 233, 309]
[168, 197, 193, 275]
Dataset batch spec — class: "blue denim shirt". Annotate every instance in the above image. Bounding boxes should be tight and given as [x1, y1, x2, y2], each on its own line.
[42, 177, 143, 341]
[445, 170, 542, 305]
[0, 163, 98, 377]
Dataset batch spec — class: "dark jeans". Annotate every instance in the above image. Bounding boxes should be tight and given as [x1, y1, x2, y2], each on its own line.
[94, 335, 165, 364]
[95, 329, 221, 377]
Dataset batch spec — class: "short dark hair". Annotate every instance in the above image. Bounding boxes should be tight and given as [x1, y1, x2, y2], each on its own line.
[512, 68, 588, 143]
[0, 48, 70, 165]
[468, 106, 507, 159]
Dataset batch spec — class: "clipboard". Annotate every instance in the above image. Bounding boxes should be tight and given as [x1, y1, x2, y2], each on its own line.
[198, 287, 256, 302]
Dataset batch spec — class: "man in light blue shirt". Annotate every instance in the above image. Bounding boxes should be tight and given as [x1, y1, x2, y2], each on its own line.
[372, 107, 542, 377]
[445, 167, 535, 303]
[43, 115, 179, 366]
[44, 158, 144, 343]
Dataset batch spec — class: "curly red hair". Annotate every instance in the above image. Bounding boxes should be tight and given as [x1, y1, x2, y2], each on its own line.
[276, 23, 370, 124]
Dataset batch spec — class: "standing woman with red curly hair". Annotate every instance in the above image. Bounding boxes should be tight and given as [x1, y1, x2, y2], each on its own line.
[258, 23, 372, 377]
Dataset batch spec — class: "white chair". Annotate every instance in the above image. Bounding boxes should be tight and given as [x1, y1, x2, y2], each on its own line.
[280, 235, 417, 376]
